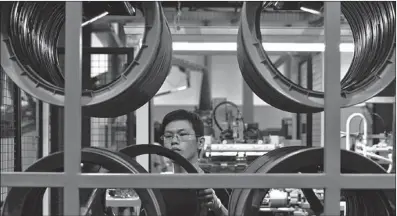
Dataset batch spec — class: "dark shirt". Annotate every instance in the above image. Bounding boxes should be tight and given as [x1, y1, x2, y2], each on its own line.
[140, 170, 230, 216]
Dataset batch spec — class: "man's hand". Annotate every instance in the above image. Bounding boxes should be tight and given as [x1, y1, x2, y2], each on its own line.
[197, 188, 228, 216]
[198, 188, 222, 210]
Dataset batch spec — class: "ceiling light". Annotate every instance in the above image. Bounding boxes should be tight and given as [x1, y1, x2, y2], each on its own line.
[82, 12, 109, 27]
[155, 85, 189, 97]
[300, 6, 322, 15]
[172, 42, 354, 52]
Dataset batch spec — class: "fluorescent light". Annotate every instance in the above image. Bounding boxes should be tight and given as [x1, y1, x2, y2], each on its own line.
[155, 86, 189, 97]
[173, 42, 237, 51]
[176, 86, 188, 91]
[300, 6, 322, 15]
[172, 42, 354, 52]
[82, 12, 109, 27]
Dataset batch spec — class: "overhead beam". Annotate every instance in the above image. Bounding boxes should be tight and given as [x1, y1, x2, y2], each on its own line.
[123, 26, 353, 36]
[90, 10, 322, 26]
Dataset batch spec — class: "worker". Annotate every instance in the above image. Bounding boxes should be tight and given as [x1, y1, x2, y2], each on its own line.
[143, 109, 229, 216]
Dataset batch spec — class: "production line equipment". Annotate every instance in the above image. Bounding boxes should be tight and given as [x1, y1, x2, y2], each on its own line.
[3, 144, 394, 216]
[343, 112, 395, 173]
[199, 143, 279, 173]
[1, 1, 396, 216]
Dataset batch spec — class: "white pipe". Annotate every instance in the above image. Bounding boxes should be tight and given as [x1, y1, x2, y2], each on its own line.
[346, 113, 367, 154]
[365, 146, 393, 153]
[387, 154, 393, 173]
[356, 150, 392, 164]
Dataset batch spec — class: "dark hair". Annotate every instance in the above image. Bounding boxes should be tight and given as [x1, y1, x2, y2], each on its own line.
[161, 109, 204, 137]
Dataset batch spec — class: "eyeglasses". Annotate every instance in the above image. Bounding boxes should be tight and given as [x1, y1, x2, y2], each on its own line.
[160, 133, 196, 142]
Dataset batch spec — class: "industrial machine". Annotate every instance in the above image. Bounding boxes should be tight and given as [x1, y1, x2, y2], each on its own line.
[344, 112, 394, 172]
[259, 189, 346, 216]
[1, 1, 395, 216]
[197, 99, 282, 173]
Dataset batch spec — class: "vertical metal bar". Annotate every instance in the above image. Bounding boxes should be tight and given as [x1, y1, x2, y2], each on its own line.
[287, 57, 298, 140]
[105, 125, 109, 148]
[64, 2, 82, 215]
[391, 101, 396, 173]
[50, 105, 64, 215]
[136, 101, 152, 171]
[323, 2, 341, 215]
[242, 80, 254, 123]
[50, 107, 64, 152]
[35, 99, 43, 216]
[126, 112, 136, 145]
[0, 68, 4, 109]
[109, 43, 119, 148]
[296, 114, 301, 139]
[306, 56, 313, 147]
[82, 26, 91, 148]
[297, 60, 302, 140]
[199, 55, 213, 111]
[13, 84, 22, 172]
[42, 103, 51, 215]
[126, 51, 135, 145]
[148, 100, 154, 173]
[37, 101, 43, 159]
[320, 54, 325, 148]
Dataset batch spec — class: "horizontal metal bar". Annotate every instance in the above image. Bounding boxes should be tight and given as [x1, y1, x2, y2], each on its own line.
[57, 47, 132, 54]
[2, 172, 394, 189]
[77, 173, 328, 188]
[366, 96, 395, 104]
[340, 174, 396, 189]
[170, 35, 354, 44]
[173, 50, 294, 56]
[124, 26, 353, 36]
[1, 172, 65, 187]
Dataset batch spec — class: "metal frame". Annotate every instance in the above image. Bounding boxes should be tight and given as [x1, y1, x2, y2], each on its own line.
[0, 2, 395, 216]
[297, 55, 313, 147]
[12, 81, 21, 172]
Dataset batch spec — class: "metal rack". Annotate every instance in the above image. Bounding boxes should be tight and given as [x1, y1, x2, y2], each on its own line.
[0, 2, 395, 216]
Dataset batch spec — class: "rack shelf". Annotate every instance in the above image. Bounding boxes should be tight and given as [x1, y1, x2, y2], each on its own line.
[0, 2, 395, 216]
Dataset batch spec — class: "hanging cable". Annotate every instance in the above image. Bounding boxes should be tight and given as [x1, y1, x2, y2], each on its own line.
[1, 2, 173, 117]
[237, 1, 395, 113]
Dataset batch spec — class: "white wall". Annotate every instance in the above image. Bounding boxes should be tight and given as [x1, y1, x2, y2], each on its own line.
[153, 52, 354, 107]
[153, 55, 204, 106]
[152, 52, 365, 142]
[154, 54, 286, 106]
[311, 51, 367, 147]
[154, 54, 285, 106]
[211, 55, 242, 105]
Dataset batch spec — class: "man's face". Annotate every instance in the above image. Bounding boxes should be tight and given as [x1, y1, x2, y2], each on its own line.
[163, 120, 199, 161]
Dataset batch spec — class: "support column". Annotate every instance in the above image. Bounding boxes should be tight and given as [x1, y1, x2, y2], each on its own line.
[199, 55, 212, 111]
[306, 56, 313, 147]
[50, 105, 64, 215]
[320, 53, 325, 148]
[82, 25, 91, 148]
[136, 100, 153, 172]
[63, 2, 82, 215]
[288, 57, 300, 140]
[42, 103, 50, 215]
[323, 2, 341, 215]
[242, 79, 254, 123]
[126, 51, 135, 145]
[13, 83, 21, 172]
[391, 101, 397, 173]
